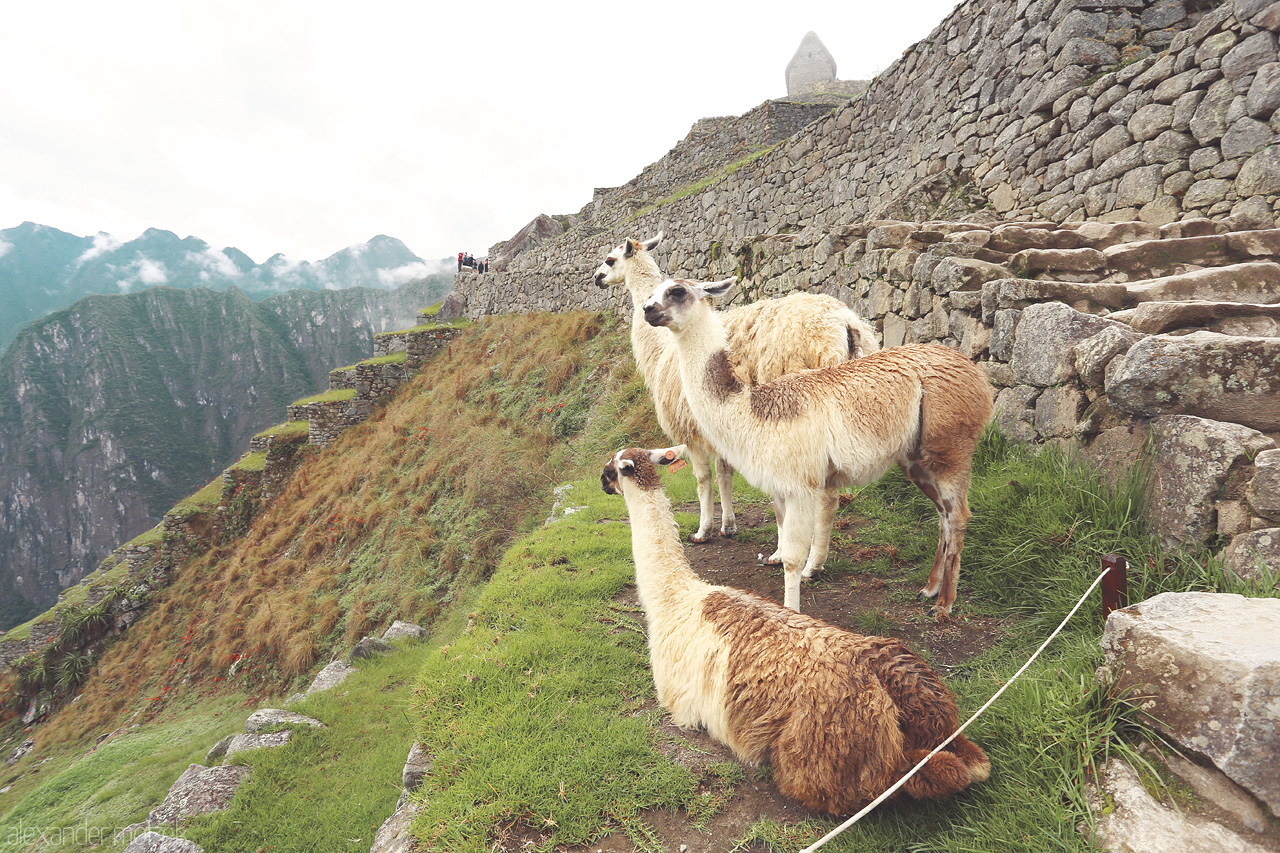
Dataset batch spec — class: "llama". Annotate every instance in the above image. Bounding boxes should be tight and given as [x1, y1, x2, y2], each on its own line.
[600, 445, 990, 814]
[593, 233, 877, 577]
[643, 277, 993, 619]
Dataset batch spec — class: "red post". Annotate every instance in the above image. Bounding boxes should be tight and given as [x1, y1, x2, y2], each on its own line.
[1100, 554, 1129, 616]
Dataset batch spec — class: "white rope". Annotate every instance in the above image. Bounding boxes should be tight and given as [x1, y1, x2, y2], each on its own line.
[800, 564, 1114, 853]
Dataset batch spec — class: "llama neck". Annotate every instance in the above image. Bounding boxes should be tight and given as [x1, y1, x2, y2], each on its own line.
[623, 484, 708, 610]
[672, 309, 740, 402]
[625, 260, 673, 380]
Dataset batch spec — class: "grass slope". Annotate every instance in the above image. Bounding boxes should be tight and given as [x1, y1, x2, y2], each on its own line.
[0, 310, 1270, 852]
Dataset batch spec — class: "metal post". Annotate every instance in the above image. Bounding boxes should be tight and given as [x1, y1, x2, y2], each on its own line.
[1100, 554, 1129, 616]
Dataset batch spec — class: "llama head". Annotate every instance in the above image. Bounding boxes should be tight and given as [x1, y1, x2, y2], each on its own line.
[642, 277, 735, 332]
[593, 232, 664, 288]
[601, 445, 686, 495]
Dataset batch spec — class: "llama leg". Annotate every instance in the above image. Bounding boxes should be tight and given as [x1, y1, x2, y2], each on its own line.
[716, 456, 737, 536]
[898, 749, 972, 799]
[903, 463, 971, 620]
[777, 494, 816, 611]
[763, 494, 786, 565]
[687, 445, 715, 544]
[801, 486, 840, 579]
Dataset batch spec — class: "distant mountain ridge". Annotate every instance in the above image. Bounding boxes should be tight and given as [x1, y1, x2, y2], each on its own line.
[0, 222, 448, 354]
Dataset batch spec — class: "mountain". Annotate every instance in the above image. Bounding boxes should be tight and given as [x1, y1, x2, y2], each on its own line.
[0, 223, 448, 354]
[0, 276, 450, 624]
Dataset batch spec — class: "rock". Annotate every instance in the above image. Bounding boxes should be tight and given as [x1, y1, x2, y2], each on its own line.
[433, 291, 466, 322]
[1249, 449, 1280, 519]
[1009, 247, 1107, 273]
[1124, 300, 1280, 335]
[402, 742, 432, 792]
[1107, 332, 1280, 431]
[1246, 62, 1280, 117]
[122, 831, 205, 853]
[1161, 751, 1272, 834]
[1074, 220, 1161, 249]
[381, 621, 428, 644]
[994, 385, 1040, 444]
[6, 737, 33, 767]
[1124, 261, 1280, 304]
[1100, 592, 1280, 815]
[1223, 528, 1280, 583]
[1033, 385, 1087, 439]
[1236, 145, 1280, 195]
[307, 659, 357, 696]
[147, 764, 252, 826]
[1220, 117, 1277, 159]
[223, 731, 292, 761]
[204, 736, 233, 765]
[1222, 31, 1279, 92]
[1104, 233, 1232, 272]
[1071, 325, 1144, 386]
[245, 708, 326, 733]
[1142, 416, 1275, 546]
[1092, 758, 1270, 852]
[1010, 302, 1135, 386]
[349, 636, 394, 661]
[369, 791, 422, 853]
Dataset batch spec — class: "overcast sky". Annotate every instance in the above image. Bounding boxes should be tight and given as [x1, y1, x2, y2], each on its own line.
[1, 0, 961, 265]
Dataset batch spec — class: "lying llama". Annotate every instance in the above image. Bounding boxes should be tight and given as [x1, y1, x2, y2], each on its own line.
[644, 278, 993, 618]
[594, 233, 877, 568]
[601, 445, 990, 814]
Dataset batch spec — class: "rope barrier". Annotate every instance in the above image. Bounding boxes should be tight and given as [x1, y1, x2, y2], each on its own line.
[799, 564, 1115, 853]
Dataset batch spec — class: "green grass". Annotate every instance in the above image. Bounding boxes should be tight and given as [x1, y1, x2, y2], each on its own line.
[334, 351, 409, 371]
[170, 479, 223, 517]
[633, 144, 781, 218]
[290, 388, 357, 406]
[395, 428, 1238, 852]
[228, 451, 267, 473]
[178, 648, 431, 852]
[253, 420, 310, 441]
[0, 693, 252, 850]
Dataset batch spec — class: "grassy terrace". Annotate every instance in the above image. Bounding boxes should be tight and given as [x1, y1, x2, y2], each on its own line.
[253, 420, 310, 441]
[333, 351, 408, 372]
[229, 451, 268, 473]
[289, 387, 357, 407]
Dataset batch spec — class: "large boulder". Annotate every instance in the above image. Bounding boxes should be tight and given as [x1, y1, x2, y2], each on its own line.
[306, 659, 356, 696]
[1009, 302, 1136, 386]
[123, 832, 205, 853]
[1100, 592, 1280, 816]
[1144, 415, 1274, 546]
[146, 764, 252, 826]
[1124, 300, 1280, 335]
[1107, 332, 1280, 431]
[369, 791, 422, 853]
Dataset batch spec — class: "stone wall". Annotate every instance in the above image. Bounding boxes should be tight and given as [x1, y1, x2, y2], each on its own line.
[457, 0, 1280, 321]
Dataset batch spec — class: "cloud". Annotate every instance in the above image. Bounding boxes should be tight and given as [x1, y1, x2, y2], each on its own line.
[0, 238, 12, 259]
[187, 247, 243, 281]
[376, 260, 448, 288]
[77, 232, 122, 264]
[115, 256, 169, 292]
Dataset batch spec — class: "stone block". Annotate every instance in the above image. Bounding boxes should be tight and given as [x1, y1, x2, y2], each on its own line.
[123, 832, 205, 853]
[1237, 145, 1280, 195]
[1223, 31, 1279, 92]
[1126, 299, 1280, 335]
[929, 256, 1011, 294]
[1009, 247, 1107, 273]
[1072, 325, 1144, 386]
[1108, 331, 1280, 431]
[1125, 261, 1280, 304]
[1143, 415, 1275, 546]
[306, 659, 356, 696]
[402, 742, 433, 792]
[1100, 592, 1280, 815]
[1011, 302, 1134, 386]
[1224, 528, 1280, 584]
[1073, 220, 1161, 249]
[1249, 448, 1280, 519]
[382, 620, 428, 643]
[1033, 385, 1088, 438]
[994, 385, 1040, 443]
[223, 731, 292, 761]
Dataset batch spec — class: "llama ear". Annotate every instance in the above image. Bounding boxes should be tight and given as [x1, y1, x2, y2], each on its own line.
[623, 239, 637, 259]
[703, 277, 736, 298]
[650, 445, 686, 466]
[643, 232, 664, 252]
[618, 457, 636, 475]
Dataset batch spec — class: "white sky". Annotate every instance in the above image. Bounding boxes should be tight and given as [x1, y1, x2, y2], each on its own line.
[0, 0, 960, 264]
